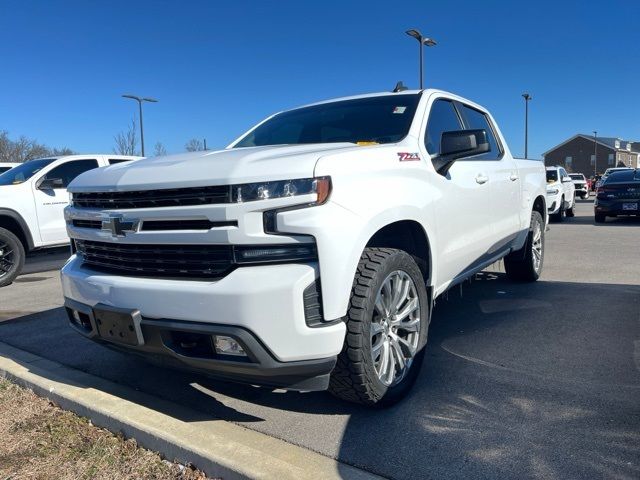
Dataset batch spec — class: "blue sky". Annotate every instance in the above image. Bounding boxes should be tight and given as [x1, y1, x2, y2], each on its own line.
[0, 0, 638, 158]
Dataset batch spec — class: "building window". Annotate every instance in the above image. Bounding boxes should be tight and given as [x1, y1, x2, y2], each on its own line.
[590, 154, 596, 165]
[609, 153, 614, 165]
[565, 156, 572, 169]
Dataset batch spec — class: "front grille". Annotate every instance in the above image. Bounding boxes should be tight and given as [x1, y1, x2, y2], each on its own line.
[75, 240, 234, 279]
[73, 185, 232, 209]
[141, 220, 237, 231]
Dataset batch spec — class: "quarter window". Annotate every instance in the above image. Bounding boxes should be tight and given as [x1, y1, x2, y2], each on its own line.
[44, 159, 99, 188]
[424, 100, 463, 155]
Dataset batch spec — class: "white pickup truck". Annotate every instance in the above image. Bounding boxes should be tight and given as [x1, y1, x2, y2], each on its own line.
[0, 155, 140, 286]
[61, 89, 547, 406]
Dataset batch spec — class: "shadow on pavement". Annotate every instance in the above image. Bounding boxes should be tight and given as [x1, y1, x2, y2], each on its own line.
[0, 273, 638, 479]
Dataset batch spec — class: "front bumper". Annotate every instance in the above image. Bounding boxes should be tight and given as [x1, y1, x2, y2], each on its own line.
[61, 255, 345, 386]
[64, 297, 336, 390]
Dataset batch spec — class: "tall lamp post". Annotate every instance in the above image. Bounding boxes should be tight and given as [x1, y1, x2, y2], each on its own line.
[121, 94, 158, 157]
[593, 130, 598, 176]
[522, 93, 532, 158]
[405, 29, 437, 89]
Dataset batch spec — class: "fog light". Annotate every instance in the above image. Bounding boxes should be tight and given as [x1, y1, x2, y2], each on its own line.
[214, 336, 246, 356]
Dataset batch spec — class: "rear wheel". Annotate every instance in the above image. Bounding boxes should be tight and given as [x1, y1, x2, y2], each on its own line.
[504, 211, 544, 282]
[0, 227, 25, 287]
[329, 248, 429, 407]
[595, 213, 606, 223]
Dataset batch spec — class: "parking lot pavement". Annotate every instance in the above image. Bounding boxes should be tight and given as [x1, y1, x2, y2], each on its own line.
[0, 199, 638, 479]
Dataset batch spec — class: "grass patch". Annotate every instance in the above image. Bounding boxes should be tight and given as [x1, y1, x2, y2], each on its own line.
[0, 376, 210, 479]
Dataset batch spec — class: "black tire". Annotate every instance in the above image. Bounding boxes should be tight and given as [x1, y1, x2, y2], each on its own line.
[566, 194, 575, 217]
[504, 211, 544, 282]
[0, 227, 25, 287]
[552, 196, 565, 222]
[328, 248, 429, 407]
[595, 213, 606, 223]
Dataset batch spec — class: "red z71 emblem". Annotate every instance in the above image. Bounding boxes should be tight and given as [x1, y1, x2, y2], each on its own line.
[397, 152, 421, 161]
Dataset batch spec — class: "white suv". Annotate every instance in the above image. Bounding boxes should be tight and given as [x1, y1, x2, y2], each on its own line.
[0, 155, 140, 286]
[569, 173, 589, 199]
[546, 166, 575, 221]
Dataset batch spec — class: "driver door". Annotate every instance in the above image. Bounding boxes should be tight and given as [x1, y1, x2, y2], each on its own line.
[33, 158, 99, 243]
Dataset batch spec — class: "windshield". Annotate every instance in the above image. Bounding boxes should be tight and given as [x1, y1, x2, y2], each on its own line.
[0, 158, 56, 185]
[569, 174, 584, 180]
[546, 170, 558, 183]
[233, 94, 421, 148]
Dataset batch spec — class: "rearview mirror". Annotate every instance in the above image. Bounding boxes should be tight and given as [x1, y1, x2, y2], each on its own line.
[38, 177, 64, 190]
[432, 129, 490, 175]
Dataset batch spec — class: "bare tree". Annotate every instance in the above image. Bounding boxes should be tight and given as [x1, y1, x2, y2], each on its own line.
[185, 138, 204, 152]
[113, 118, 139, 156]
[0, 130, 74, 163]
[153, 142, 167, 157]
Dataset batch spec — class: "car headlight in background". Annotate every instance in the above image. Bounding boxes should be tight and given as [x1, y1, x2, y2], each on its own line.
[232, 177, 331, 204]
[546, 187, 559, 195]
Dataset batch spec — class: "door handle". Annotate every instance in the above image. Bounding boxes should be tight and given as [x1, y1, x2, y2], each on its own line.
[510, 173, 519, 181]
[475, 174, 489, 184]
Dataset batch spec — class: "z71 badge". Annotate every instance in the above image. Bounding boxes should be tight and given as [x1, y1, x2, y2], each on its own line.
[397, 152, 421, 162]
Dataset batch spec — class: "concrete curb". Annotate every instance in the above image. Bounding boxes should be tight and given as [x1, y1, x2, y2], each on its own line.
[0, 341, 383, 480]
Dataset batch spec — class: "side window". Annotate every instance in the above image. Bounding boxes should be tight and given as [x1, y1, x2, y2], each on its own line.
[44, 159, 99, 188]
[108, 159, 132, 165]
[424, 100, 463, 155]
[459, 105, 502, 160]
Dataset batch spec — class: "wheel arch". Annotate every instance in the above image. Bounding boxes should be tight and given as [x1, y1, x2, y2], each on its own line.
[0, 208, 34, 251]
[532, 195, 546, 224]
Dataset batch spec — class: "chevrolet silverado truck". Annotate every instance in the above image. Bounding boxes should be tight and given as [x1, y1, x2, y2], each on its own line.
[0, 155, 140, 286]
[61, 89, 547, 406]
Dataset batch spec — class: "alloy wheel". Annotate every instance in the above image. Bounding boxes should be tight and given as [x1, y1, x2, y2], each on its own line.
[0, 240, 15, 279]
[371, 270, 421, 386]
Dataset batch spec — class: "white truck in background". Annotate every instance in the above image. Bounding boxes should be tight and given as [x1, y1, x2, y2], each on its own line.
[61, 89, 547, 406]
[0, 155, 140, 286]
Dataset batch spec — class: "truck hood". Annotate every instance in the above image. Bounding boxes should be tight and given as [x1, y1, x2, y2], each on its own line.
[68, 144, 357, 192]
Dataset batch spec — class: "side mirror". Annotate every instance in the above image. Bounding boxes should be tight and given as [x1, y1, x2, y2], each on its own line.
[38, 177, 64, 190]
[432, 129, 490, 175]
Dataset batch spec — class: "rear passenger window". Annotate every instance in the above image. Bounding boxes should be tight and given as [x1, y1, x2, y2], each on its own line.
[44, 159, 99, 188]
[108, 159, 132, 165]
[425, 100, 463, 155]
[459, 105, 502, 160]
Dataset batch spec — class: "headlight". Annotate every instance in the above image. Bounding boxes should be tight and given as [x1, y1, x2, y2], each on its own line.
[547, 188, 559, 195]
[233, 244, 317, 264]
[232, 177, 331, 204]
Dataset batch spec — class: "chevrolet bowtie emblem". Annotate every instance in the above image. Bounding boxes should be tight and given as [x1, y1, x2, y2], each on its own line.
[101, 214, 139, 237]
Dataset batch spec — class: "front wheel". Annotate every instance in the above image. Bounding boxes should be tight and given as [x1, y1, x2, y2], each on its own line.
[0, 227, 25, 288]
[566, 194, 575, 217]
[329, 248, 429, 407]
[504, 211, 544, 282]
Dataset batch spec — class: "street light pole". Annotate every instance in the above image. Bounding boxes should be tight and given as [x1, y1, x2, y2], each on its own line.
[121, 94, 158, 157]
[593, 130, 598, 176]
[405, 29, 437, 89]
[522, 93, 531, 158]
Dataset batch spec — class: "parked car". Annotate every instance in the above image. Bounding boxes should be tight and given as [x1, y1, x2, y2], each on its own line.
[0, 154, 140, 286]
[596, 167, 633, 188]
[61, 88, 547, 406]
[569, 173, 589, 199]
[0, 162, 17, 175]
[546, 166, 575, 221]
[594, 168, 640, 223]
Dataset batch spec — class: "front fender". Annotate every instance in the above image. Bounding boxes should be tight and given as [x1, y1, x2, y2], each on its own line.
[278, 202, 436, 320]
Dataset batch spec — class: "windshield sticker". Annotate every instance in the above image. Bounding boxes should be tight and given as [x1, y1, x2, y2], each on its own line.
[397, 152, 421, 162]
[393, 106, 407, 114]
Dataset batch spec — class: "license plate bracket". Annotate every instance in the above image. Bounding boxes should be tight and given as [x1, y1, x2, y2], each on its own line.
[622, 203, 638, 211]
[93, 304, 144, 346]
